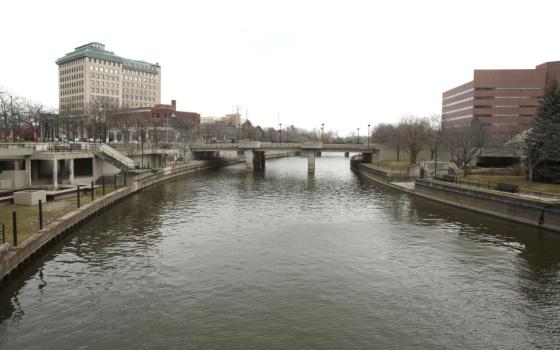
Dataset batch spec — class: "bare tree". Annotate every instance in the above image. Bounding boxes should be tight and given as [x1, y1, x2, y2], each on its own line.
[372, 123, 405, 161]
[442, 120, 486, 176]
[399, 116, 431, 165]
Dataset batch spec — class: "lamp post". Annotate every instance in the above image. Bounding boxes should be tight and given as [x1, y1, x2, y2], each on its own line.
[357, 128, 360, 144]
[279, 123, 282, 144]
[321, 123, 324, 143]
[434, 139, 439, 179]
[140, 128, 145, 169]
[367, 124, 371, 149]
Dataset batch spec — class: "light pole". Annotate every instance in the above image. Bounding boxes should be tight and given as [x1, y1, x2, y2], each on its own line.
[434, 139, 439, 179]
[140, 128, 145, 169]
[321, 123, 324, 143]
[357, 128, 360, 144]
[279, 123, 282, 144]
[367, 124, 371, 149]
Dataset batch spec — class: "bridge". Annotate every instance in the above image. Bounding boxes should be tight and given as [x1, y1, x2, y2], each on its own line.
[190, 141, 378, 173]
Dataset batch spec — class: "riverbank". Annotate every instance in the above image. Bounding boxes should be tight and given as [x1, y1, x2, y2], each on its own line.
[0, 158, 241, 283]
[354, 162, 560, 233]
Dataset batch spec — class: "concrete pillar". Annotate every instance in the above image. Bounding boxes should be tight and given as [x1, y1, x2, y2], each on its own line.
[344, 152, 349, 157]
[69, 158, 75, 184]
[25, 157, 31, 187]
[246, 150, 254, 171]
[52, 159, 58, 189]
[14, 160, 21, 170]
[253, 151, 265, 170]
[308, 151, 315, 174]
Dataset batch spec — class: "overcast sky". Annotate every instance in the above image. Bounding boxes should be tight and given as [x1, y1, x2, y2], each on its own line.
[1, 0, 559, 135]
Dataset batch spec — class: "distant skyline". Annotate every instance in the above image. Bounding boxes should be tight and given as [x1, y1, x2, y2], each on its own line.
[1, 0, 560, 135]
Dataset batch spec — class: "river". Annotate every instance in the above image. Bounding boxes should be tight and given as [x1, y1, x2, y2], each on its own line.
[1, 155, 559, 349]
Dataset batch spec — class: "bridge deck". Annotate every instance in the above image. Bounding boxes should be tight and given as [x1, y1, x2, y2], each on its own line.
[191, 142, 376, 153]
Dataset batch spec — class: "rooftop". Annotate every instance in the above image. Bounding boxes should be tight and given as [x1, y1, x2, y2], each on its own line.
[56, 42, 160, 73]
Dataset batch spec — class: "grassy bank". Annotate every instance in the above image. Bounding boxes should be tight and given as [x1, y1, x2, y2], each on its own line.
[459, 175, 560, 194]
[0, 186, 116, 246]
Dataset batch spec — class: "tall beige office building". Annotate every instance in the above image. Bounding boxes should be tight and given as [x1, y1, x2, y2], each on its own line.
[56, 42, 161, 115]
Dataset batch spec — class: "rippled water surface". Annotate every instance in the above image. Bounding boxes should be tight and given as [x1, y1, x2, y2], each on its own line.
[1, 155, 559, 349]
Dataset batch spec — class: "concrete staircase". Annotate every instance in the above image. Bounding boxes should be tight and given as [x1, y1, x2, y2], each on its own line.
[95, 144, 136, 171]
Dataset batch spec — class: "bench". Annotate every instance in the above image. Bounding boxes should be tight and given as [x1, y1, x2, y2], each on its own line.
[495, 182, 519, 194]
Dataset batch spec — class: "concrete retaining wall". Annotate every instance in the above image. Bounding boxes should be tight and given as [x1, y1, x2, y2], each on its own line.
[415, 179, 560, 232]
[0, 158, 241, 283]
[355, 163, 412, 182]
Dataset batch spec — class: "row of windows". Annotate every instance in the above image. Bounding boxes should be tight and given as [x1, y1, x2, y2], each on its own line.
[474, 113, 535, 118]
[61, 80, 83, 89]
[476, 87, 543, 91]
[60, 103, 84, 109]
[91, 95, 119, 102]
[123, 95, 156, 102]
[123, 76, 156, 83]
[61, 87, 84, 96]
[122, 69, 156, 77]
[123, 102, 154, 108]
[60, 73, 84, 82]
[123, 82, 155, 90]
[91, 80, 118, 88]
[442, 96, 473, 108]
[89, 58, 121, 67]
[89, 87, 118, 95]
[443, 88, 474, 101]
[444, 105, 472, 114]
[124, 88, 156, 96]
[90, 73, 118, 81]
[90, 66, 119, 74]
[59, 58, 85, 68]
[60, 65, 84, 75]
[474, 105, 538, 108]
[60, 95, 83, 102]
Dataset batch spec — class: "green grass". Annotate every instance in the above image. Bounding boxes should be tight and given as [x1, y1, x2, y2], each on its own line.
[459, 175, 560, 194]
[0, 185, 122, 246]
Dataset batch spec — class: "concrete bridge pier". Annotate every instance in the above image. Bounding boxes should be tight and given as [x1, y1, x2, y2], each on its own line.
[25, 157, 32, 187]
[344, 152, 349, 157]
[254, 151, 266, 170]
[52, 159, 58, 189]
[246, 150, 266, 171]
[308, 151, 316, 174]
[246, 150, 254, 171]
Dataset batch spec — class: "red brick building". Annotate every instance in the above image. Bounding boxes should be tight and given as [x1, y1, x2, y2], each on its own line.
[108, 99, 200, 126]
[105, 100, 200, 142]
[442, 61, 560, 143]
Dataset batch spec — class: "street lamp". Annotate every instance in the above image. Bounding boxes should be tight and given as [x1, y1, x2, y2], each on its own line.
[434, 138, 439, 179]
[357, 128, 360, 144]
[368, 124, 371, 149]
[140, 128, 145, 169]
[279, 123, 282, 144]
[321, 123, 324, 143]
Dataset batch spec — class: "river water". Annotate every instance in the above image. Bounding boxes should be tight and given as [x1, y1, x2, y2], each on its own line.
[1, 155, 559, 349]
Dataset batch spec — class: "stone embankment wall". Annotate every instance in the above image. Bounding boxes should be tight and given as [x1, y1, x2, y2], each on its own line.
[414, 179, 560, 232]
[353, 162, 560, 233]
[0, 159, 239, 282]
[353, 162, 413, 183]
